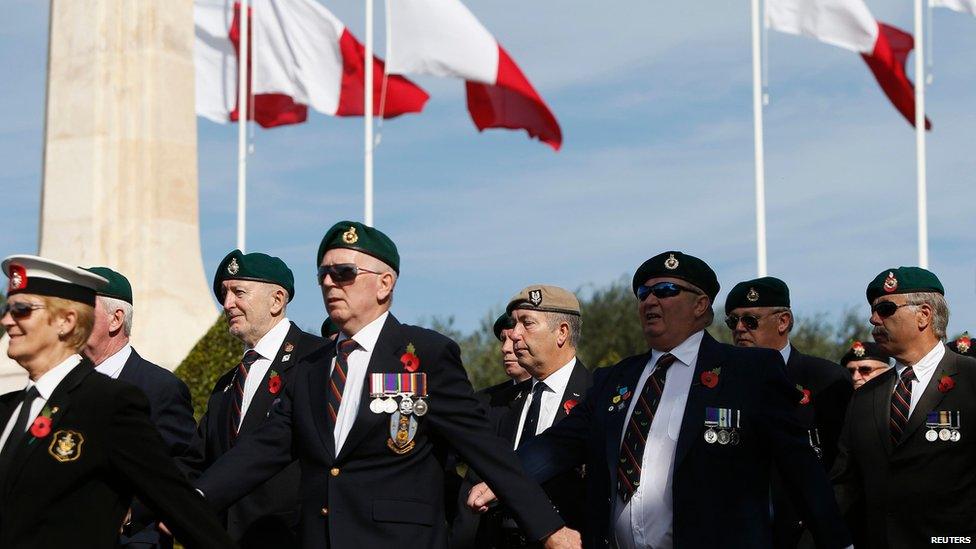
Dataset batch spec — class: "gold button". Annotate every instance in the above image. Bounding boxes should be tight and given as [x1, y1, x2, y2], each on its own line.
[320, 507, 329, 516]
[330, 467, 340, 477]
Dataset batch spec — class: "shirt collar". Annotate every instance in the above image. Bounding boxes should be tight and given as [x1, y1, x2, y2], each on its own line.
[779, 341, 792, 364]
[338, 311, 389, 354]
[30, 354, 83, 400]
[249, 318, 291, 360]
[94, 344, 132, 378]
[895, 340, 945, 377]
[533, 356, 577, 394]
[651, 330, 705, 368]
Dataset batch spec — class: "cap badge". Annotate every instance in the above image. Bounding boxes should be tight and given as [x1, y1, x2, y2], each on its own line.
[746, 288, 759, 302]
[342, 226, 359, 244]
[883, 271, 898, 293]
[852, 341, 865, 358]
[528, 289, 543, 307]
[227, 258, 240, 275]
[8, 264, 26, 291]
[664, 254, 679, 270]
[957, 334, 971, 354]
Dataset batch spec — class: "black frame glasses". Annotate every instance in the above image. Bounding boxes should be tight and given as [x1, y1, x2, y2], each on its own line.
[317, 263, 381, 285]
[871, 300, 911, 318]
[636, 281, 702, 302]
[1, 301, 45, 319]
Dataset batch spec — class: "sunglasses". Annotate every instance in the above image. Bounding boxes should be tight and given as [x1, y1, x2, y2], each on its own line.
[847, 365, 886, 376]
[636, 281, 702, 302]
[871, 300, 911, 318]
[317, 263, 381, 285]
[724, 313, 766, 331]
[1, 301, 45, 319]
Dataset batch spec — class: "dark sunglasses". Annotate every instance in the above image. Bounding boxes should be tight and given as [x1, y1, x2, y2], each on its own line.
[1, 301, 45, 319]
[725, 313, 763, 331]
[871, 300, 911, 318]
[847, 365, 885, 376]
[636, 281, 702, 302]
[317, 263, 380, 285]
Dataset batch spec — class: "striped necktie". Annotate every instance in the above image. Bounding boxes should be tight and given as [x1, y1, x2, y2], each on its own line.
[617, 353, 676, 502]
[890, 366, 916, 445]
[228, 350, 260, 443]
[327, 339, 358, 428]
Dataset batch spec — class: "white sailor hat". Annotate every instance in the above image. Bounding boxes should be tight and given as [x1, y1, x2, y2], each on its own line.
[2, 255, 108, 307]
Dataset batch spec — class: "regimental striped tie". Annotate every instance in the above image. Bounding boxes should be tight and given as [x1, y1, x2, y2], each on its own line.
[617, 353, 676, 502]
[229, 350, 261, 444]
[889, 366, 916, 445]
[327, 339, 358, 429]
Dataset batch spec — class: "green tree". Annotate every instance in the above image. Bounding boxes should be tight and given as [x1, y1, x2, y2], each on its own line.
[174, 316, 242, 421]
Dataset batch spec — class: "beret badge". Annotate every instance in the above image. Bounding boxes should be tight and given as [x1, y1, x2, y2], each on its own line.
[746, 288, 759, 302]
[342, 226, 359, 244]
[883, 271, 898, 293]
[227, 258, 240, 275]
[528, 289, 543, 306]
[664, 254, 679, 270]
[957, 334, 971, 354]
[852, 341, 866, 358]
[8, 264, 26, 291]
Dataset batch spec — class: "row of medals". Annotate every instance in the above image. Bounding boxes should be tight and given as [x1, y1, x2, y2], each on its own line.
[925, 426, 961, 442]
[704, 427, 739, 446]
[370, 394, 429, 417]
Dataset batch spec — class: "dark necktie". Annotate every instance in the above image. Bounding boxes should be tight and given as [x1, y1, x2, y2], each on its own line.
[890, 366, 916, 445]
[228, 350, 260, 443]
[327, 339, 358, 429]
[0, 386, 41, 485]
[517, 381, 549, 449]
[617, 353, 676, 502]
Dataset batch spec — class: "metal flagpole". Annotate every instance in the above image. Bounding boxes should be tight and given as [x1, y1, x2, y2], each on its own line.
[364, 0, 375, 226]
[236, 0, 250, 251]
[751, 0, 768, 277]
[915, 0, 929, 268]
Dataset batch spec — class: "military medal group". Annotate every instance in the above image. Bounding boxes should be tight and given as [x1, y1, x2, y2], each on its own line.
[370, 344, 429, 455]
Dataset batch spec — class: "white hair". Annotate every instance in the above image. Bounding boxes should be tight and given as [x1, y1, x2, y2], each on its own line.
[99, 296, 133, 337]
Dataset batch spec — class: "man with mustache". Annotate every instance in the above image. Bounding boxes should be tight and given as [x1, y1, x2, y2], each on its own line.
[832, 267, 976, 548]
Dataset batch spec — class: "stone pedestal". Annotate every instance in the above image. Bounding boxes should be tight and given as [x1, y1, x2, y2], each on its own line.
[1, 0, 216, 392]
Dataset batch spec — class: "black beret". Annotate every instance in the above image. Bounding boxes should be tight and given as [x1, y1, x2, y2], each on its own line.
[866, 266, 944, 303]
[492, 313, 515, 341]
[321, 317, 339, 339]
[317, 221, 400, 274]
[840, 341, 891, 366]
[632, 251, 720, 301]
[213, 249, 295, 302]
[84, 266, 133, 304]
[725, 276, 790, 314]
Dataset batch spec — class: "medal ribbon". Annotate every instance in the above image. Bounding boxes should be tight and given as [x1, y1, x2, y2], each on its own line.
[370, 373, 429, 397]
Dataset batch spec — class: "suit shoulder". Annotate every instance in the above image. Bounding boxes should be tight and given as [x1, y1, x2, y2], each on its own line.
[132, 355, 189, 388]
[398, 323, 457, 349]
[291, 325, 327, 357]
[796, 352, 849, 385]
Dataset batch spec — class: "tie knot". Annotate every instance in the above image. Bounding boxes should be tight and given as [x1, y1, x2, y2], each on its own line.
[531, 381, 549, 396]
[338, 338, 358, 357]
[656, 353, 677, 371]
[900, 366, 917, 383]
[242, 350, 261, 366]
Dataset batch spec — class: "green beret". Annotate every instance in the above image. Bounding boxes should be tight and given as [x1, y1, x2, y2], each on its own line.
[213, 249, 295, 302]
[866, 266, 944, 303]
[632, 251, 720, 301]
[492, 313, 515, 341]
[321, 317, 339, 339]
[83, 266, 133, 304]
[840, 341, 891, 366]
[317, 221, 400, 274]
[725, 276, 790, 314]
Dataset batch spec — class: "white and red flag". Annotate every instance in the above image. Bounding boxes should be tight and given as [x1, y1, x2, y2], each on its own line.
[194, 0, 429, 128]
[931, 0, 976, 15]
[385, 0, 562, 150]
[766, 0, 931, 129]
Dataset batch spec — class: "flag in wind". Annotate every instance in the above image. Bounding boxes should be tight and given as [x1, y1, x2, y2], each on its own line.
[766, 0, 932, 129]
[194, 0, 429, 128]
[931, 0, 976, 15]
[385, 0, 563, 150]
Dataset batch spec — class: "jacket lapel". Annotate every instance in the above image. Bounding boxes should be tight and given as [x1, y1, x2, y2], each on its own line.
[500, 380, 531, 443]
[898, 348, 958, 446]
[308, 342, 338, 459]
[604, 352, 652, 483]
[674, 332, 726, 470]
[554, 361, 589, 423]
[115, 348, 142, 384]
[240, 322, 302, 433]
[872, 368, 897, 454]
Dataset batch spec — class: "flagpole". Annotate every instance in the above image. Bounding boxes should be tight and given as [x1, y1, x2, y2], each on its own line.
[364, 0, 375, 226]
[751, 0, 768, 277]
[236, 0, 250, 251]
[914, 0, 928, 268]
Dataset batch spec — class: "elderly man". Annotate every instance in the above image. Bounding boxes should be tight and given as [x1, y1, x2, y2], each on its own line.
[469, 251, 850, 548]
[83, 266, 195, 549]
[839, 341, 891, 390]
[479, 313, 531, 404]
[832, 267, 976, 548]
[725, 277, 853, 548]
[195, 222, 579, 549]
[180, 250, 324, 548]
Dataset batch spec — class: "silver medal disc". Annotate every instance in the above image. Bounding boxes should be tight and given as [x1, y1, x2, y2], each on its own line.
[925, 429, 938, 442]
[383, 397, 398, 414]
[370, 398, 385, 414]
[400, 396, 414, 416]
[950, 430, 961, 442]
[729, 430, 740, 446]
[413, 399, 428, 417]
[939, 428, 952, 441]
[717, 430, 730, 445]
[704, 429, 718, 444]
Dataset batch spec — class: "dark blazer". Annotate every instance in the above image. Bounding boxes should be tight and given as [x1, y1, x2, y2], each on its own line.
[197, 313, 565, 549]
[832, 347, 976, 548]
[112, 348, 196, 548]
[0, 360, 233, 549]
[518, 331, 851, 549]
[772, 346, 853, 548]
[180, 321, 324, 547]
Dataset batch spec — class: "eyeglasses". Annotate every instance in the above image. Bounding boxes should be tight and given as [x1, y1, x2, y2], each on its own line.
[724, 313, 767, 331]
[636, 281, 702, 302]
[871, 300, 912, 318]
[1, 301, 45, 319]
[847, 365, 886, 376]
[317, 263, 381, 285]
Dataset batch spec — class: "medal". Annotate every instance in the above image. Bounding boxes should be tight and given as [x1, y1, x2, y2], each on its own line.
[717, 430, 730, 445]
[925, 429, 938, 442]
[729, 430, 740, 446]
[400, 396, 414, 416]
[369, 398, 384, 414]
[413, 398, 428, 417]
[383, 397, 398, 414]
[951, 430, 961, 442]
[704, 407, 720, 443]
[939, 428, 951, 441]
[704, 429, 718, 444]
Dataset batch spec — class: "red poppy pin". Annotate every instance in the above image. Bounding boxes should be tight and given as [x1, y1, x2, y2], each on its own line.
[797, 385, 811, 405]
[700, 368, 721, 388]
[938, 375, 955, 393]
[401, 343, 420, 373]
[30, 405, 54, 439]
[268, 370, 282, 394]
[563, 399, 579, 414]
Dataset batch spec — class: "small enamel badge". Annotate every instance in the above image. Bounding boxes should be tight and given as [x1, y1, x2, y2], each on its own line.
[956, 334, 971, 354]
[528, 289, 543, 306]
[342, 226, 358, 244]
[664, 253, 679, 270]
[8, 264, 26, 291]
[49, 430, 84, 462]
[284, 342, 294, 353]
[883, 271, 898, 293]
[227, 258, 240, 275]
[746, 288, 759, 302]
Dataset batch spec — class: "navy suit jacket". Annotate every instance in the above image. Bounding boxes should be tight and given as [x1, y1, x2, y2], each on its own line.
[197, 313, 564, 549]
[518, 331, 851, 549]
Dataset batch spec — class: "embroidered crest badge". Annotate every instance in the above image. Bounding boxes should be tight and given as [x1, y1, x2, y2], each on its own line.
[746, 288, 759, 302]
[664, 254, 679, 270]
[528, 289, 543, 307]
[227, 258, 240, 275]
[48, 430, 84, 462]
[8, 264, 26, 292]
[342, 226, 358, 244]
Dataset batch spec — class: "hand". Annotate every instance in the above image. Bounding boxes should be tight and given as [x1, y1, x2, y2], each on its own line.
[158, 521, 172, 536]
[119, 507, 132, 534]
[544, 526, 582, 549]
[466, 482, 497, 513]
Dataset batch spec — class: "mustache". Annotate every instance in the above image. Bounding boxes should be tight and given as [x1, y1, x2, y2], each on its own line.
[872, 327, 888, 339]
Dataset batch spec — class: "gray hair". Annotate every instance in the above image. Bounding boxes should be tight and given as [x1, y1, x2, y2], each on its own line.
[903, 292, 950, 340]
[99, 296, 133, 337]
[543, 311, 582, 348]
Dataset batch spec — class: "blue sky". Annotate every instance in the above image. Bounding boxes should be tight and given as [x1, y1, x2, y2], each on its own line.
[2, 1, 974, 341]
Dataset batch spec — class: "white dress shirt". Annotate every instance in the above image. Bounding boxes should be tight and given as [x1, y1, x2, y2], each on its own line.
[614, 330, 704, 549]
[94, 344, 132, 379]
[894, 341, 945, 416]
[238, 318, 291, 426]
[779, 341, 792, 364]
[513, 357, 577, 449]
[332, 311, 389, 452]
[0, 355, 82, 452]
